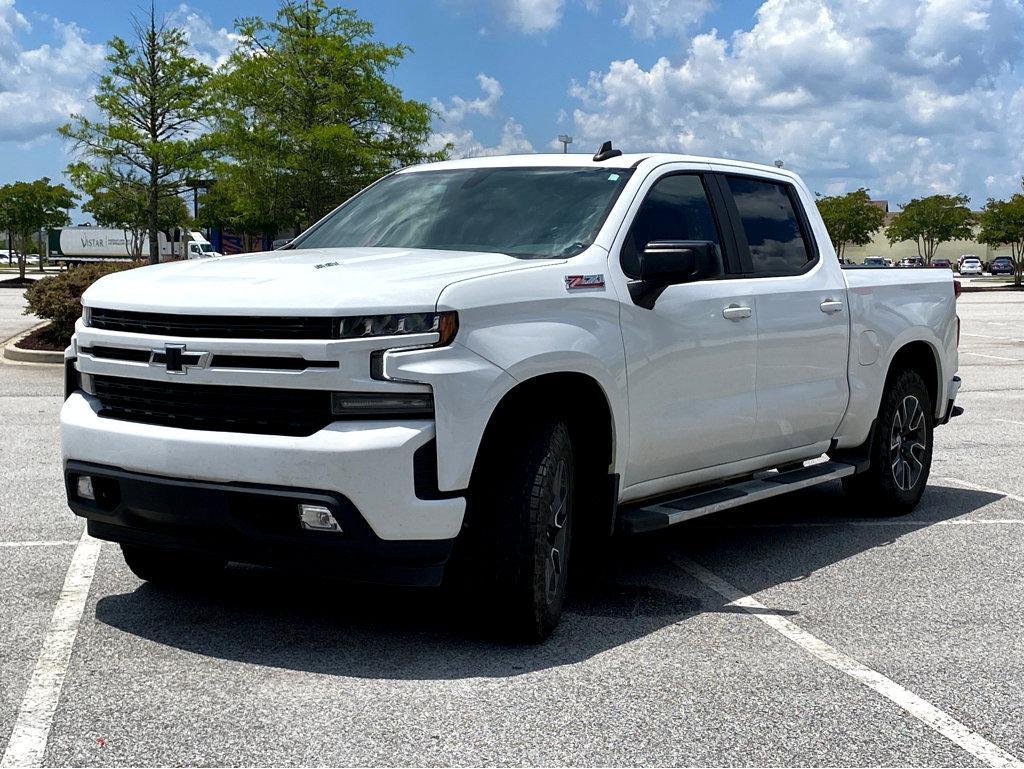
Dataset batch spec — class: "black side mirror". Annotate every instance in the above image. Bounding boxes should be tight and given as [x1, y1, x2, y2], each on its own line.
[637, 240, 717, 284]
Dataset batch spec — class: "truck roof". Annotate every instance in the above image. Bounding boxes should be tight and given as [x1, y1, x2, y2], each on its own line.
[400, 152, 801, 182]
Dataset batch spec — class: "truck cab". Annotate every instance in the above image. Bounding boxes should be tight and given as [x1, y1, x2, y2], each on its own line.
[61, 148, 961, 640]
[184, 231, 221, 259]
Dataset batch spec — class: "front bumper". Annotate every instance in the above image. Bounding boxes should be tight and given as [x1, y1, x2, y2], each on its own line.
[66, 461, 454, 586]
[61, 392, 466, 542]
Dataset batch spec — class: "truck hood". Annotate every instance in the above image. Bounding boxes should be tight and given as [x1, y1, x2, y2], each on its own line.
[83, 247, 557, 314]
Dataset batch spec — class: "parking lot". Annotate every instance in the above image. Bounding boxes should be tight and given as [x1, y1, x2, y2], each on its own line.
[1, 290, 1023, 767]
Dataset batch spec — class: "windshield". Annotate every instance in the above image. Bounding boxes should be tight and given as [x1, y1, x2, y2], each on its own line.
[293, 166, 633, 258]
[199, 243, 214, 252]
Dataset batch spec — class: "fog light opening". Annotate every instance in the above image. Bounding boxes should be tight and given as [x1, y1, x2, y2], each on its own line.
[299, 504, 343, 533]
[76, 475, 95, 501]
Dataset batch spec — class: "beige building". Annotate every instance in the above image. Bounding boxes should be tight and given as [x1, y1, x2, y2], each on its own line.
[842, 200, 1007, 264]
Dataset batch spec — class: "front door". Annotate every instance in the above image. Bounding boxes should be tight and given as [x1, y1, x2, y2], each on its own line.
[614, 171, 759, 489]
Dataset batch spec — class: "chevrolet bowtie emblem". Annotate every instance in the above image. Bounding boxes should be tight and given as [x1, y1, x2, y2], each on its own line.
[150, 343, 209, 374]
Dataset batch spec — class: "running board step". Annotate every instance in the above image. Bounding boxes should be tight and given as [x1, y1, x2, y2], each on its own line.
[618, 460, 857, 534]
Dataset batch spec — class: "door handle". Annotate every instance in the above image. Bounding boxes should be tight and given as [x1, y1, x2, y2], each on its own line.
[722, 305, 752, 321]
[819, 299, 845, 314]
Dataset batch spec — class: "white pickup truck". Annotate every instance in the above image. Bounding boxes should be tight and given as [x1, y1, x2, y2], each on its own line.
[61, 146, 961, 640]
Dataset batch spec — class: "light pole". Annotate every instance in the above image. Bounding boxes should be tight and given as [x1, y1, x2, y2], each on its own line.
[558, 134, 573, 154]
[774, 159, 784, 168]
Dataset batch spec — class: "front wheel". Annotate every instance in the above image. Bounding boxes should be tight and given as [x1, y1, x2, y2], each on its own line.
[464, 418, 575, 642]
[841, 369, 933, 514]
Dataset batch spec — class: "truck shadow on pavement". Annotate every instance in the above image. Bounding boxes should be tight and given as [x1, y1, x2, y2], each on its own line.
[94, 481, 1002, 679]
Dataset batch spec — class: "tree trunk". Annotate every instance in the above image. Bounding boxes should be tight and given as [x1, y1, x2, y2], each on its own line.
[146, 10, 160, 266]
[148, 174, 160, 265]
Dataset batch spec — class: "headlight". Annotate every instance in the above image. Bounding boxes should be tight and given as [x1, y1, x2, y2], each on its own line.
[82, 306, 92, 327]
[335, 311, 458, 346]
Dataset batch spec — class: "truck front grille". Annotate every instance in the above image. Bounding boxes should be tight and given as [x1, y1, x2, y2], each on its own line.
[92, 375, 334, 436]
[89, 308, 336, 339]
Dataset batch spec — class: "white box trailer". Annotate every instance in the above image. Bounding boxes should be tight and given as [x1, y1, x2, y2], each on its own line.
[47, 228, 220, 264]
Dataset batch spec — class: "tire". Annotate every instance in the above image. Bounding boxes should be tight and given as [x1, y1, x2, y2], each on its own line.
[465, 418, 575, 642]
[121, 544, 226, 586]
[841, 369, 933, 514]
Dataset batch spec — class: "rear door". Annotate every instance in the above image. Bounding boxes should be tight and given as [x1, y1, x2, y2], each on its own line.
[716, 171, 850, 457]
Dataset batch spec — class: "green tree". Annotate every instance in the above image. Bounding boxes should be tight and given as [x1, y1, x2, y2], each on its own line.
[0, 178, 78, 279]
[815, 188, 886, 261]
[977, 193, 1024, 286]
[885, 194, 975, 265]
[76, 171, 191, 258]
[59, 7, 213, 264]
[209, 0, 446, 236]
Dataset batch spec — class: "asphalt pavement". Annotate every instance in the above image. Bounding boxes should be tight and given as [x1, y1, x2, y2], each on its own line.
[1, 290, 1022, 767]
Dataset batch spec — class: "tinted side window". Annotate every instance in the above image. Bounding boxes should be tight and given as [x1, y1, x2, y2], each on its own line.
[726, 177, 813, 275]
[622, 174, 723, 278]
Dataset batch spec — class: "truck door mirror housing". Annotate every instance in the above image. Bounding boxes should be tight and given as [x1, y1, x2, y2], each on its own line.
[638, 241, 717, 285]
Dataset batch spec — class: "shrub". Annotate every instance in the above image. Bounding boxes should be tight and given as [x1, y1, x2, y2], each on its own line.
[24, 263, 134, 342]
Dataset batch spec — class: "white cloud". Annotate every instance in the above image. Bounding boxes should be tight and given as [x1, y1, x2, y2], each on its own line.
[429, 118, 536, 157]
[432, 73, 503, 122]
[565, 0, 1024, 203]
[428, 75, 535, 157]
[619, 0, 712, 37]
[496, 0, 565, 33]
[168, 4, 240, 70]
[494, 0, 710, 35]
[0, 1, 104, 143]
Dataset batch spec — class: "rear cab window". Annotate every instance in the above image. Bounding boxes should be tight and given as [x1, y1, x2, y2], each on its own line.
[725, 176, 818, 277]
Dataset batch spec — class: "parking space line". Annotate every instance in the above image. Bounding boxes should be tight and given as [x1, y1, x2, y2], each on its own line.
[942, 476, 1024, 505]
[1, 531, 101, 769]
[671, 555, 1024, 768]
[960, 351, 1022, 362]
[694, 518, 1023, 529]
[993, 418, 1024, 427]
[961, 332, 1024, 343]
[0, 540, 79, 549]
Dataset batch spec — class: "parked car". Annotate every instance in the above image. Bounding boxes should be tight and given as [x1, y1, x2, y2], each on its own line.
[958, 257, 983, 276]
[957, 254, 980, 270]
[990, 256, 1014, 275]
[932, 258, 953, 269]
[863, 256, 888, 268]
[62, 148, 963, 640]
[898, 256, 925, 268]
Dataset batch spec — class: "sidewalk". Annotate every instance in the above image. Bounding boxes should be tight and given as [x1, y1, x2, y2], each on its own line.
[0, 288, 41, 344]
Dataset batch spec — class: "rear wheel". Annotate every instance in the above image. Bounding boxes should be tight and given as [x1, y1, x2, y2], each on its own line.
[121, 544, 226, 586]
[841, 369, 933, 514]
[464, 417, 575, 642]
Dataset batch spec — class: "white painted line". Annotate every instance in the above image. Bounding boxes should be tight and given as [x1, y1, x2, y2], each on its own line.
[695, 518, 1024, 529]
[0, 540, 79, 549]
[1, 531, 102, 769]
[672, 555, 1024, 768]
[993, 418, 1024, 427]
[961, 351, 1022, 362]
[942, 476, 1024, 505]
[961, 332, 1024, 343]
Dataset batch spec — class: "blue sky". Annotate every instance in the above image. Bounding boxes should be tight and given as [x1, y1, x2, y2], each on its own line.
[4, 0, 1024, 218]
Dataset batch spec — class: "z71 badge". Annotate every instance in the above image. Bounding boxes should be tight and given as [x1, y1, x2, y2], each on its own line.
[565, 274, 605, 290]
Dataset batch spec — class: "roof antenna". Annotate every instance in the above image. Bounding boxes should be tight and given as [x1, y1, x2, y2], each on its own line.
[593, 140, 622, 162]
